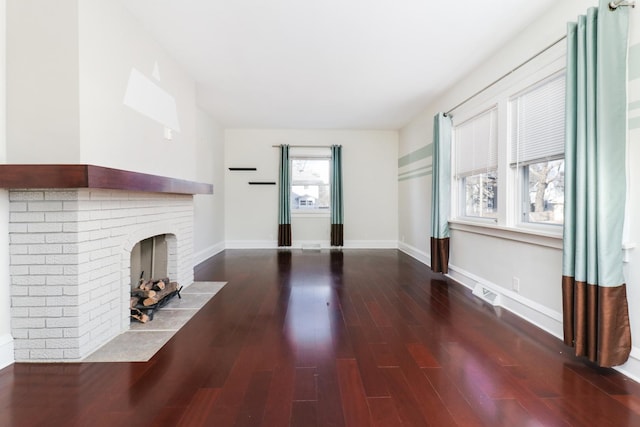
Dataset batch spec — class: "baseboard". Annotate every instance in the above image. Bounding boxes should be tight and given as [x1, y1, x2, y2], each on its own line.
[225, 240, 278, 249]
[225, 240, 398, 250]
[193, 241, 225, 266]
[397, 243, 565, 344]
[616, 348, 640, 384]
[0, 333, 14, 370]
[398, 242, 430, 265]
[446, 264, 564, 339]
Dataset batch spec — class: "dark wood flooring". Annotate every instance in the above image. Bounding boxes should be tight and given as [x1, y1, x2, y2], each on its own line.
[1, 249, 640, 426]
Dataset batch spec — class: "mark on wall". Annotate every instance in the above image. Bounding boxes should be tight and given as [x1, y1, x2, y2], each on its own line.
[398, 143, 433, 181]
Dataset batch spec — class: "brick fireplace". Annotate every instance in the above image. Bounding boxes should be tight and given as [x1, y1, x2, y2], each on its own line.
[1, 165, 213, 362]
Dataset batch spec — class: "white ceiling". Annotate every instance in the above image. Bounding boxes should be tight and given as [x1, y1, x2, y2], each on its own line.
[121, 0, 557, 130]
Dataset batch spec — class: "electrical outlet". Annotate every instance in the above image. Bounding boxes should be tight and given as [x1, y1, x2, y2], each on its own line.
[512, 277, 520, 292]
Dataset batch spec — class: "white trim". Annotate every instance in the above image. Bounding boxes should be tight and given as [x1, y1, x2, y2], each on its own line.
[0, 334, 14, 370]
[615, 348, 640, 384]
[225, 240, 278, 249]
[446, 263, 564, 339]
[449, 219, 563, 249]
[193, 241, 225, 266]
[224, 240, 398, 250]
[398, 241, 430, 265]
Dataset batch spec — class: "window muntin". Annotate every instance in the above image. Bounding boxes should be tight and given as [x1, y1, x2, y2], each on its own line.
[291, 158, 330, 211]
[510, 71, 565, 225]
[455, 107, 498, 219]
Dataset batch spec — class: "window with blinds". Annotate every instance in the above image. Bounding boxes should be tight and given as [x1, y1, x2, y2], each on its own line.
[455, 108, 498, 219]
[510, 71, 565, 225]
[510, 72, 565, 166]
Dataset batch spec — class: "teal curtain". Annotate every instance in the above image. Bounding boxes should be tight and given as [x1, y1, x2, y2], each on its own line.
[278, 145, 291, 246]
[562, 1, 631, 367]
[331, 145, 344, 246]
[430, 113, 452, 273]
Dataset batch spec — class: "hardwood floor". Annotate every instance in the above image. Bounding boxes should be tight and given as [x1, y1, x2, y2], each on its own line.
[1, 249, 640, 426]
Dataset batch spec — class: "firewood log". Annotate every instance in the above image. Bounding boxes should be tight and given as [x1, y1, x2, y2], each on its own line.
[131, 289, 156, 298]
[141, 281, 179, 306]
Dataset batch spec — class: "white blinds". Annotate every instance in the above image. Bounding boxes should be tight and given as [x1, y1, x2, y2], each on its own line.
[455, 108, 498, 178]
[510, 72, 565, 165]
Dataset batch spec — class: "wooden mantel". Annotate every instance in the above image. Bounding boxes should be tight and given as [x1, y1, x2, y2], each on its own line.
[0, 164, 213, 195]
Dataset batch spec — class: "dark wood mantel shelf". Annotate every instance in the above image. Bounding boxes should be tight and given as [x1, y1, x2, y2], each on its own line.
[0, 164, 213, 195]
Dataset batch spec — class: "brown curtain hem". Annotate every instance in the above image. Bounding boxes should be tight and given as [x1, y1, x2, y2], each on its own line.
[278, 224, 291, 247]
[331, 224, 343, 247]
[562, 275, 631, 367]
[430, 237, 449, 274]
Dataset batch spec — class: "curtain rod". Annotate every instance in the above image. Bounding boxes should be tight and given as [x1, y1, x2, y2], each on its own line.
[610, 0, 635, 10]
[271, 145, 332, 148]
[445, 35, 566, 116]
[445, 1, 634, 117]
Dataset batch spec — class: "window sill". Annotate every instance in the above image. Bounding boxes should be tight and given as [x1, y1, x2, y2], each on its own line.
[449, 219, 563, 249]
[292, 211, 330, 218]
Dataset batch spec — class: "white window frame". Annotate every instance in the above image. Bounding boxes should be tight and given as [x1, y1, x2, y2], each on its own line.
[450, 40, 566, 244]
[290, 154, 331, 217]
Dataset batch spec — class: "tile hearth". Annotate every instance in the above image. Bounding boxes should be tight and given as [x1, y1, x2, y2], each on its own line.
[82, 281, 226, 362]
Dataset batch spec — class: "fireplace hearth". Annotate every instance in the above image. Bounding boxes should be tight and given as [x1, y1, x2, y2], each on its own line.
[4, 164, 213, 362]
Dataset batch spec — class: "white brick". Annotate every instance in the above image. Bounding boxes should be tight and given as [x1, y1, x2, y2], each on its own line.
[11, 233, 46, 244]
[10, 202, 27, 212]
[11, 254, 45, 265]
[30, 265, 64, 275]
[10, 212, 45, 222]
[13, 275, 47, 285]
[46, 211, 90, 222]
[10, 285, 29, 296]
[10, 265, 29, 275]
[28, 222, 63, 233]
[63, 306, 79, 317]
[29, 307, 63, 317]
[29, 328, 63, 339]
[45, 233, 78, 243]
[9, 223, 28, 232]
[46, 296, 78, 306]
[28, 201, 63, 212]
[45, 254, 78, 265]
[12, 296, 45, 307]
[12, 318, 45, 328]
[45, 276, 77, 286]
[63, 349, 81, 359]
[29, 349, 64, 359]
[29, 286, 63, 296]
[63, 328, 79, 338]
[13, 349, 30, 360]
[10, 246, 28, 255]
[14, 339, 46, 350]
[29, 244, 63, 254]
[46, 317, 78, 328]
[44, 191, 78, 201]
[10, 191, 44, 201]
[10, 307, 29, 317]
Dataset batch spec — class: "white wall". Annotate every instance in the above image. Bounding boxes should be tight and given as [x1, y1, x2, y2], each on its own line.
[225, 129, 398, 248]
[0, 0, 12, 370]
[7, 0, 203, 181]
[6, 0, 80, 164]
[193, 108, 225, 264]
[77, 1, 198, 180]
[399, 0, 640, 381]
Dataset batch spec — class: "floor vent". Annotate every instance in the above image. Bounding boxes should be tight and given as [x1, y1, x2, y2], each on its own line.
[302, 243, 321, 251]
[472, 283, 502, 306]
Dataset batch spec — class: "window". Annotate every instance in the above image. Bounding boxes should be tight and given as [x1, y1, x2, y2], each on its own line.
[291, 158, 330, 212]
[455, 108, 498, 219]
[510, 72, 565, 225]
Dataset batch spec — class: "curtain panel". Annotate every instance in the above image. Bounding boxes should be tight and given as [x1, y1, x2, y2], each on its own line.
[278, 145, 292, 246]
[562, 1, 631, 367]
[430, 113, 452, 273]
[331, 145, 344, 246]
